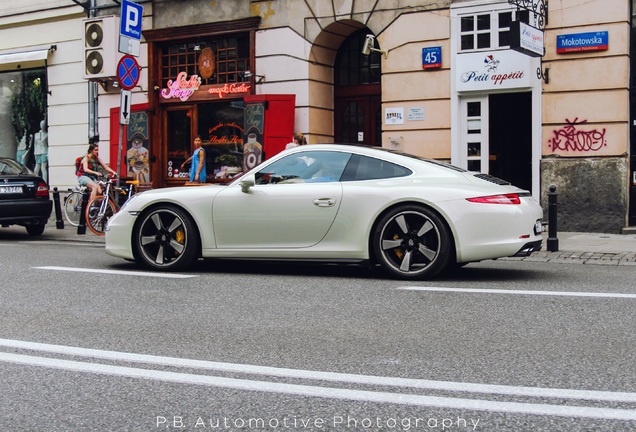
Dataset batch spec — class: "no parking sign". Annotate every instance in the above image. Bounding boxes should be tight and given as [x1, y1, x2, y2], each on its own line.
[117, 55, 140, 91]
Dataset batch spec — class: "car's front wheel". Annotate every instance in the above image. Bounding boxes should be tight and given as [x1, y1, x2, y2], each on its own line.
[132, 206, 199, 271]
[372, 205, 452, 280]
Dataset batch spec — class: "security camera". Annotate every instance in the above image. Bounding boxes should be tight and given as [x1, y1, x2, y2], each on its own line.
[361, 34, 387, 58]
[361, 34, 375, 55]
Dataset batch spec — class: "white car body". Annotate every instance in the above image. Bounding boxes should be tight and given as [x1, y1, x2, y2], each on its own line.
[105, 145, 543, 279]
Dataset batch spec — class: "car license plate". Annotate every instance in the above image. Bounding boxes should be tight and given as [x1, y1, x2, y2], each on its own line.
[0, 186, 22, 194]
[534, 219, 543, 235]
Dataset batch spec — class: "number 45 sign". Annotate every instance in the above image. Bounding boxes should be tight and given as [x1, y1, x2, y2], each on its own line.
[422, 46, 442, 70]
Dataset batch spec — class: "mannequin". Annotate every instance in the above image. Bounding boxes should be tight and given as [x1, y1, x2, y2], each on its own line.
[33, 119, 48, 182]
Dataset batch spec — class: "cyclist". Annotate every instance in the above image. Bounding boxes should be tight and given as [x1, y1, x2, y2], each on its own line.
[77, 144, 117, 201]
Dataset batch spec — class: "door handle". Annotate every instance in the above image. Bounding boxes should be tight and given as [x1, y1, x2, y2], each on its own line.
[313, 198, 336, 207]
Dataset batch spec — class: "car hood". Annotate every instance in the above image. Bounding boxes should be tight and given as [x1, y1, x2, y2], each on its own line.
[130, 184, 226, 207]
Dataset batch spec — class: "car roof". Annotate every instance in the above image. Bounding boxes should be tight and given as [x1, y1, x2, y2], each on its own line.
[282, 144, 467, 173]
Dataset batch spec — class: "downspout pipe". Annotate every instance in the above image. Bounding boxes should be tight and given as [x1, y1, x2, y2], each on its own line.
[87, 0, 99, 144]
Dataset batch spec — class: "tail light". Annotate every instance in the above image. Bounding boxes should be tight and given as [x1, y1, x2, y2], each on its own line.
[36, 182, 50, 198]
[466, 193, 521, 205]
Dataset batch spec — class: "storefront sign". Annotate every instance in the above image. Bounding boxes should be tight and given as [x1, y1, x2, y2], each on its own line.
[208, 122, 244, 144]
[208, 83, 251, 99]
[456, 51, 533, 92]
[161, 72, 202, 101]
[510, 21, 544, 58]
[557, 31, 608, 54]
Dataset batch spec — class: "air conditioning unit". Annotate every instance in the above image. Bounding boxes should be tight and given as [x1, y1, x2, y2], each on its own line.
[83, 16, 119, 80]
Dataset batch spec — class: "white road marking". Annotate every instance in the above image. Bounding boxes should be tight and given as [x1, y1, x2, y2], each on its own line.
[0, 339, 635, 420]
[398, 286, 636, 299]
[33, 266, 196, 279]
[24, 241, 96, 247]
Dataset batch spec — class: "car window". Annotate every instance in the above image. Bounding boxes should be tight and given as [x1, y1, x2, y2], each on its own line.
[0, 158, 29, 175]
[341, 154, 412, 181]
[255, 151, 351, 184]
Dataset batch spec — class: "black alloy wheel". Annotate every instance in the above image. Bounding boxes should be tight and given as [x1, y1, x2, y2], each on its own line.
[372, 205, 451, 279]
[133, 206, 199, 271]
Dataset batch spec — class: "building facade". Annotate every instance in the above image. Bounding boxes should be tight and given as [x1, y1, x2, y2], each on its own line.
[0, 0, 633, 233]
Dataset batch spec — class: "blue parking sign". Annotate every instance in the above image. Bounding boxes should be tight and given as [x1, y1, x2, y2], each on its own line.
[120, 0, 143, 40]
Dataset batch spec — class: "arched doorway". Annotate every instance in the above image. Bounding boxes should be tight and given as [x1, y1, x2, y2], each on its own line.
[334, 29, 382, 146]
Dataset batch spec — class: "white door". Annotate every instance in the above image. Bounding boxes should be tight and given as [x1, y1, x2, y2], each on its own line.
[460, 96, 489, 173]
[212, 151, 350, 249]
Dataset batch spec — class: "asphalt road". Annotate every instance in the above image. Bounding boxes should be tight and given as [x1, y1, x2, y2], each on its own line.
[0, 235, 635, 431]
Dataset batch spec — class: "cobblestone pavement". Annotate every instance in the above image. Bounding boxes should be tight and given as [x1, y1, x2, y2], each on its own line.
[505, 250, 636, 266]
[503, 232, 636, 266]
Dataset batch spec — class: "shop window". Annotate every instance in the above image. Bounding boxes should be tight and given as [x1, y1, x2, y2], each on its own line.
[160, 34, 250, 87]
[459, 9, 529, 52]
[0, 69, 47, 173]
[198, 101, 245, 181]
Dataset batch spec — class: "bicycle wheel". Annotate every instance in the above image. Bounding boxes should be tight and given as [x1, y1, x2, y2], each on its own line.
[85, 195, 117, 236]
[63, 191, 84, 227]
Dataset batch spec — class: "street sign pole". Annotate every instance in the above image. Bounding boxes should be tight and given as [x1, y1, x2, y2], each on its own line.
[116, 123, 125, 201]
[116, 0, 143, 193]
[116, 90, 132, 193]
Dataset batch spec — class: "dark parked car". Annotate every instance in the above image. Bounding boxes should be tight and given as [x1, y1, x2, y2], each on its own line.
[0, 157, 52, 236]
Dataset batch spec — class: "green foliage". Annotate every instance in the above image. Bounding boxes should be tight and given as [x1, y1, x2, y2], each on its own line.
[10, 70, 47, 140]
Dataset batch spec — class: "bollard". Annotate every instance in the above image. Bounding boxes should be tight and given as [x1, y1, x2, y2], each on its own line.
[77, 190, 90, 235]
[52, 187, 64, 229]
[547, 184, 559, 252]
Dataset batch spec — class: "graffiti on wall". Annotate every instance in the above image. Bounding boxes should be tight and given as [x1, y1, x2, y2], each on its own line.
[548, 117, 606, 152]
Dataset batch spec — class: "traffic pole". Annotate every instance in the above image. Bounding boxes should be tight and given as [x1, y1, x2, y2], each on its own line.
[547, 184, 559, 252]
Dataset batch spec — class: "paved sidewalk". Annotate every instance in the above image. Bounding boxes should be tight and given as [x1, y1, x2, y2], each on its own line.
[507, 232, 636, 266]
[2, 219, 636, 265]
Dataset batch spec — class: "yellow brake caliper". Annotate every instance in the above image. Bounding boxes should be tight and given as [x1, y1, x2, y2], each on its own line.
[174, 229, 185, 256]
[393, 234, 403, 259]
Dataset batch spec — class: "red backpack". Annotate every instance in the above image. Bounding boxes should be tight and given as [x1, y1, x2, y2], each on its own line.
[75, 156, 84, 175]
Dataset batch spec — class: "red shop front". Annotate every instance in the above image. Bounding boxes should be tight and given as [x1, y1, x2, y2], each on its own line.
[110, 18, 295, 188]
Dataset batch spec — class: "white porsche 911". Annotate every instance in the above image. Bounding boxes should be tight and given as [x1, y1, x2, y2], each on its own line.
[105, 144, 543, 279]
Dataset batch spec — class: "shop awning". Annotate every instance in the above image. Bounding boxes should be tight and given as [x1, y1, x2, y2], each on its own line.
[0, 46, 55, 71]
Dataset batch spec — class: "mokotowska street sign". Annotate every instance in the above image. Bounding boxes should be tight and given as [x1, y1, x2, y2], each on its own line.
[119, 0, 143, 56]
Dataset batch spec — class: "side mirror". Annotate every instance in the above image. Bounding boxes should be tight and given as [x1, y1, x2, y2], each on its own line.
[240, 176, 255, 193]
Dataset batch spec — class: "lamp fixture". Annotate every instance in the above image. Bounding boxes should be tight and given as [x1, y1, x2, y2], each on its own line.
[242, 70, 265, 84]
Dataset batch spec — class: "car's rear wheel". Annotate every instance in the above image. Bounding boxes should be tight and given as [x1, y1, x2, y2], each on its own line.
[372, 205, 451, 279]
[25, 224, 45, 236]
[132, 206, 199, 271]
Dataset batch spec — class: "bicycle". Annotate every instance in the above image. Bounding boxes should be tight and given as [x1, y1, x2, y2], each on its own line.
[85, 177, 139, 236]
[63, 185, 88, 227]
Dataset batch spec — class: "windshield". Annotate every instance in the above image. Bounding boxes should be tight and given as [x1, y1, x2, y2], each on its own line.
[0, 158, 30, 175]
